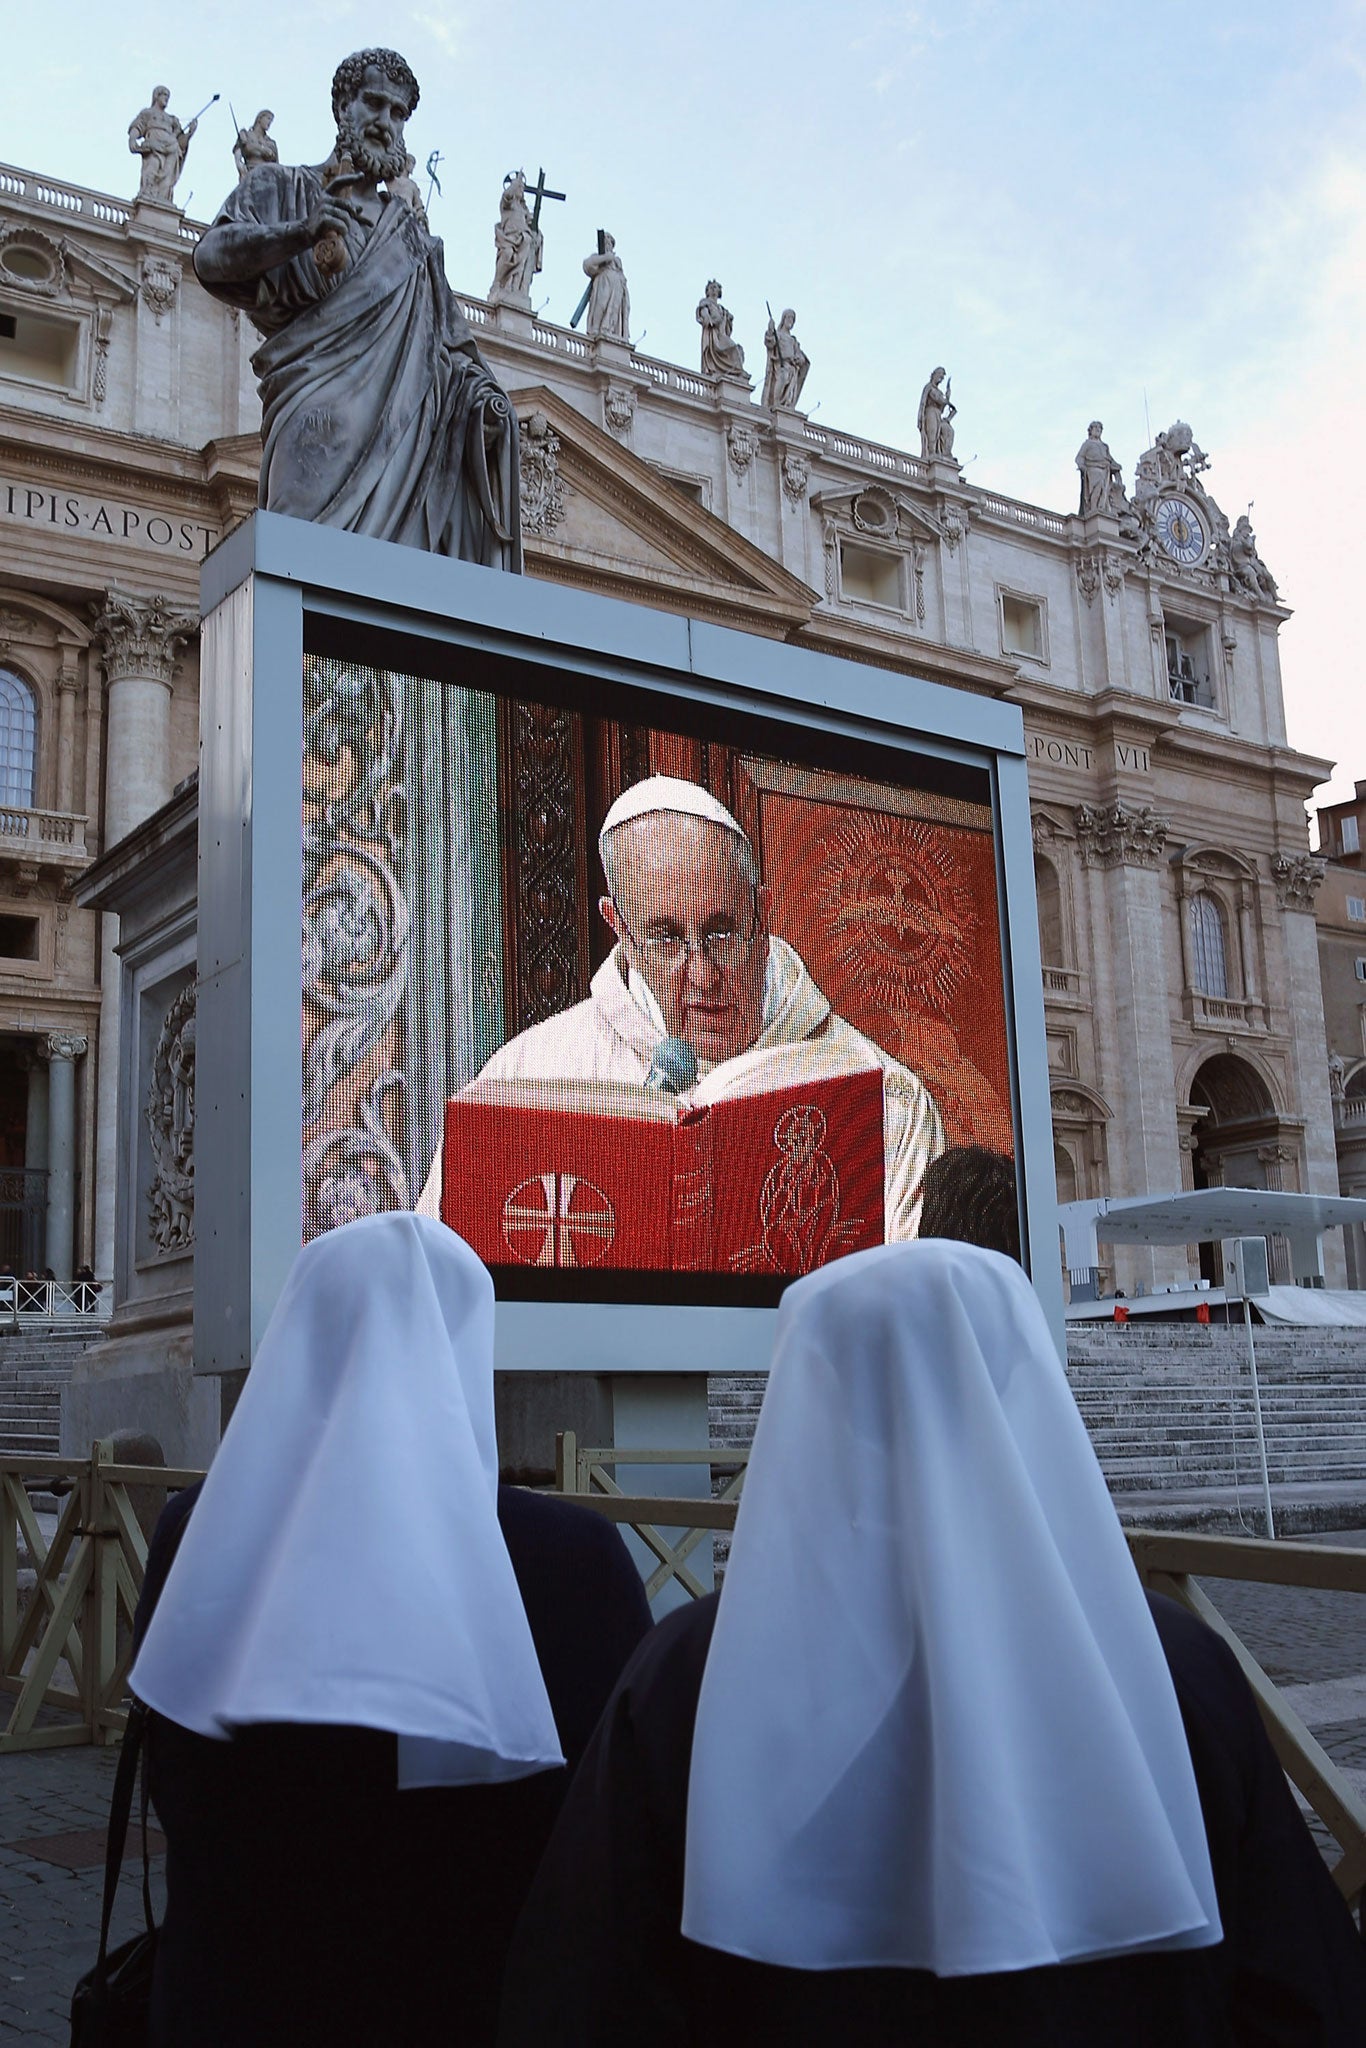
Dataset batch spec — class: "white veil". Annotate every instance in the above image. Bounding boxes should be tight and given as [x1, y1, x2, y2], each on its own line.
[682, 1240, 1221, 1973]
[130, 1212, 564, 1790]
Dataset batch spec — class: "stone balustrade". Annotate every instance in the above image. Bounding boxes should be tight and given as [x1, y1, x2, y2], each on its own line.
[0, 807, 87, 864]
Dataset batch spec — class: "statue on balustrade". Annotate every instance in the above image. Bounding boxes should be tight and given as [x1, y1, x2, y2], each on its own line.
[193, 49, 521, 567]
[582, 233, 630, 341]
[129, 87, 198, 204]
[762, 308, 810, 411]
[696, 281, 747, 379]
[233, 110, 279, 181]
[917, 367, 956, 460]
[490, 170, 543, 307]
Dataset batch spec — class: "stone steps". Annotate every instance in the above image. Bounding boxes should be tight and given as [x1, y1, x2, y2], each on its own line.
[0, 1326, 105, 1460]
[710, 1323, 1366, 1505]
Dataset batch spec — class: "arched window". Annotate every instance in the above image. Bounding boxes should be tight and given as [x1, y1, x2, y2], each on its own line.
[1034, 853, 1065, 967]
[0, 671, 36, 810]
[1188, 891, 1229, 998]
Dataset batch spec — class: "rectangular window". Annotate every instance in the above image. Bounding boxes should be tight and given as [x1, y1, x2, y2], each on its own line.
[839, 540, 902, 610]
[0, 914, 39, 961]
[0, 305, 80, 390]
[1343, 816, 1360, 854]
[1163, 617, 1216, 710]
[1000, 592, 1045, 661]
[1355, 958, 1366, 982]
[1348, 898, 1366, 922]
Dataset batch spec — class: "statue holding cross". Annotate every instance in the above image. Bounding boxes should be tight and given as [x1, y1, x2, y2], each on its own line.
[489, 165, 564, 308]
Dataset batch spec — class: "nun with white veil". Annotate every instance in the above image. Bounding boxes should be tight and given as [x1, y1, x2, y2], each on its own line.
[500, 1241, 1365, 2046]
[129, 1213, 651, 2048]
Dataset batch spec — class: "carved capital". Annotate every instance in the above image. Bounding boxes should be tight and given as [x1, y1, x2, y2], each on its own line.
[43, 1031, 88, 1063]
[1272, 852, 1326, 910]
[1074, 801, 1170, 869]
[92, 589, 196, 684]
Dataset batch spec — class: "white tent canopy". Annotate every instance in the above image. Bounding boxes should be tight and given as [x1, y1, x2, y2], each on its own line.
[1060, 1188, 1366, 1292]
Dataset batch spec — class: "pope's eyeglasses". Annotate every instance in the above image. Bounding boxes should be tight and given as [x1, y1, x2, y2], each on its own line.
[612, 890, 761, 971]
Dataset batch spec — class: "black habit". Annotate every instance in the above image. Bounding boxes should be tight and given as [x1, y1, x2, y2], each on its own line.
[132, 1480, 652, 2047]
[499, 1589, 1366, 2048]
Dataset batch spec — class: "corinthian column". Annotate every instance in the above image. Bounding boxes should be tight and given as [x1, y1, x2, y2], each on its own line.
[91, 588, 196, 844]
[43, 1031, 87, 1280]
[90, 589, 197, 1276]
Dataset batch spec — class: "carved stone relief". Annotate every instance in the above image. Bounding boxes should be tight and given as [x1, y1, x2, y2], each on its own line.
[781, 451, 810, 503]
[727, 422, 759, 477]
[1075, 551, 1124, 605]
[1074, 801, 1171, 869]
[603, 384, 635, 436]
[146, 983, 195, 1254]
[1272, 852, 1326, 911]
[518, 409, 566, 538]
[0, 227, 66, 296]
[139, 255, 181, 323]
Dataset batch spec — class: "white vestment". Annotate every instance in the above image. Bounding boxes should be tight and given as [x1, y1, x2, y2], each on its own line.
[418, 937, 943, 1240]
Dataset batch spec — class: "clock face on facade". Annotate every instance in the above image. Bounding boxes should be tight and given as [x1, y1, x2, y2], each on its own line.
[1154, 497, 1206, 565]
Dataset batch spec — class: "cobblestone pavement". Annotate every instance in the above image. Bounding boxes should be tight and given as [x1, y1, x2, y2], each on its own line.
[2, 1536, 1364, 2045]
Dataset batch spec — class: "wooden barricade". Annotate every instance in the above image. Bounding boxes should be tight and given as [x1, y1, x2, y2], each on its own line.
[555, 1433, 749, 1602]
[0, 1441, 202, 1752]
[1128, 1529, 1366, 1912]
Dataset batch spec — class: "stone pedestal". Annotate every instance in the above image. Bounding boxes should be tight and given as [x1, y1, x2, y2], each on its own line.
[66, 778, 203, 1463]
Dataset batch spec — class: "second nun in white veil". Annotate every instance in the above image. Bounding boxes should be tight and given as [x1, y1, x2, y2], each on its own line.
[500, 1240, 1365, 2047]
[129, 1213, 651, 2048]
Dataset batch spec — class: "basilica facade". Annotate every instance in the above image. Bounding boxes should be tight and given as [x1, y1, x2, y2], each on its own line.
[0, 145, 1338, 1308]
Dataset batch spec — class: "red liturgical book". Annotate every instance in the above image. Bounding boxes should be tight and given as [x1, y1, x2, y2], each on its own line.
[442, 1068, 886, 1275]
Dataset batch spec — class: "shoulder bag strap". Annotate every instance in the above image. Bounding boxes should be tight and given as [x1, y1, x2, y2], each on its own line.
[94, 1700, 148, 1969]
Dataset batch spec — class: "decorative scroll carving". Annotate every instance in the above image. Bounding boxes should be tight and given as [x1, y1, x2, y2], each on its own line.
[93, 306, 112, 406]
[301, 657, 410, 1236]
[1272, 852, 1326, 910]
[92, 588, 196, 684]
[727, 422, 759, 476]
[146, 983, 195, 1254]
[139, 255, 181, 322]
[1076, 551, 1125, 606]
[1073, 801, 1170, 869]
[781, 450, 810, 503]
[603, 384, 634, 435]
[507, 698, 584, 1031]
[302, 1071, 409, 1233]
[518, 409, 566, 537]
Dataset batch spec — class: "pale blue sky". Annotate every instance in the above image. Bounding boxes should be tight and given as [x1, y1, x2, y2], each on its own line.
[7, 1, 1365, 817]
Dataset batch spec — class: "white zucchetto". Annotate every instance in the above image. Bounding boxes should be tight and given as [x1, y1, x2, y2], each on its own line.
[682, 1239, 1221, 1974]
[130, 1212, 564, 1791]
[597, 775, 750, 858]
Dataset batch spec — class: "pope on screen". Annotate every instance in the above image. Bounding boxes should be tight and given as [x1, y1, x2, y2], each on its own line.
[419, 777, 944, 1244]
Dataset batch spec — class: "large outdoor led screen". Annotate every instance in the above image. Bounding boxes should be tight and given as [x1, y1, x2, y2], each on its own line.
[302, 628, 1018, 1307]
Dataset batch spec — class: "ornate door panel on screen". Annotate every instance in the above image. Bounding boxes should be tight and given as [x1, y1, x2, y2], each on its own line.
[730, 758, 1014, 1152]
[497, 696, 593, 1039]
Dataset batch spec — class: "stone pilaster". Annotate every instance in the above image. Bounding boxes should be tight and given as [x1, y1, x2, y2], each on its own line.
[42, 1031, 87, 1280]
[1074, 801, 1185, 1288]
[91, 588, 196, 843]
[90, 589, 196, 1275]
